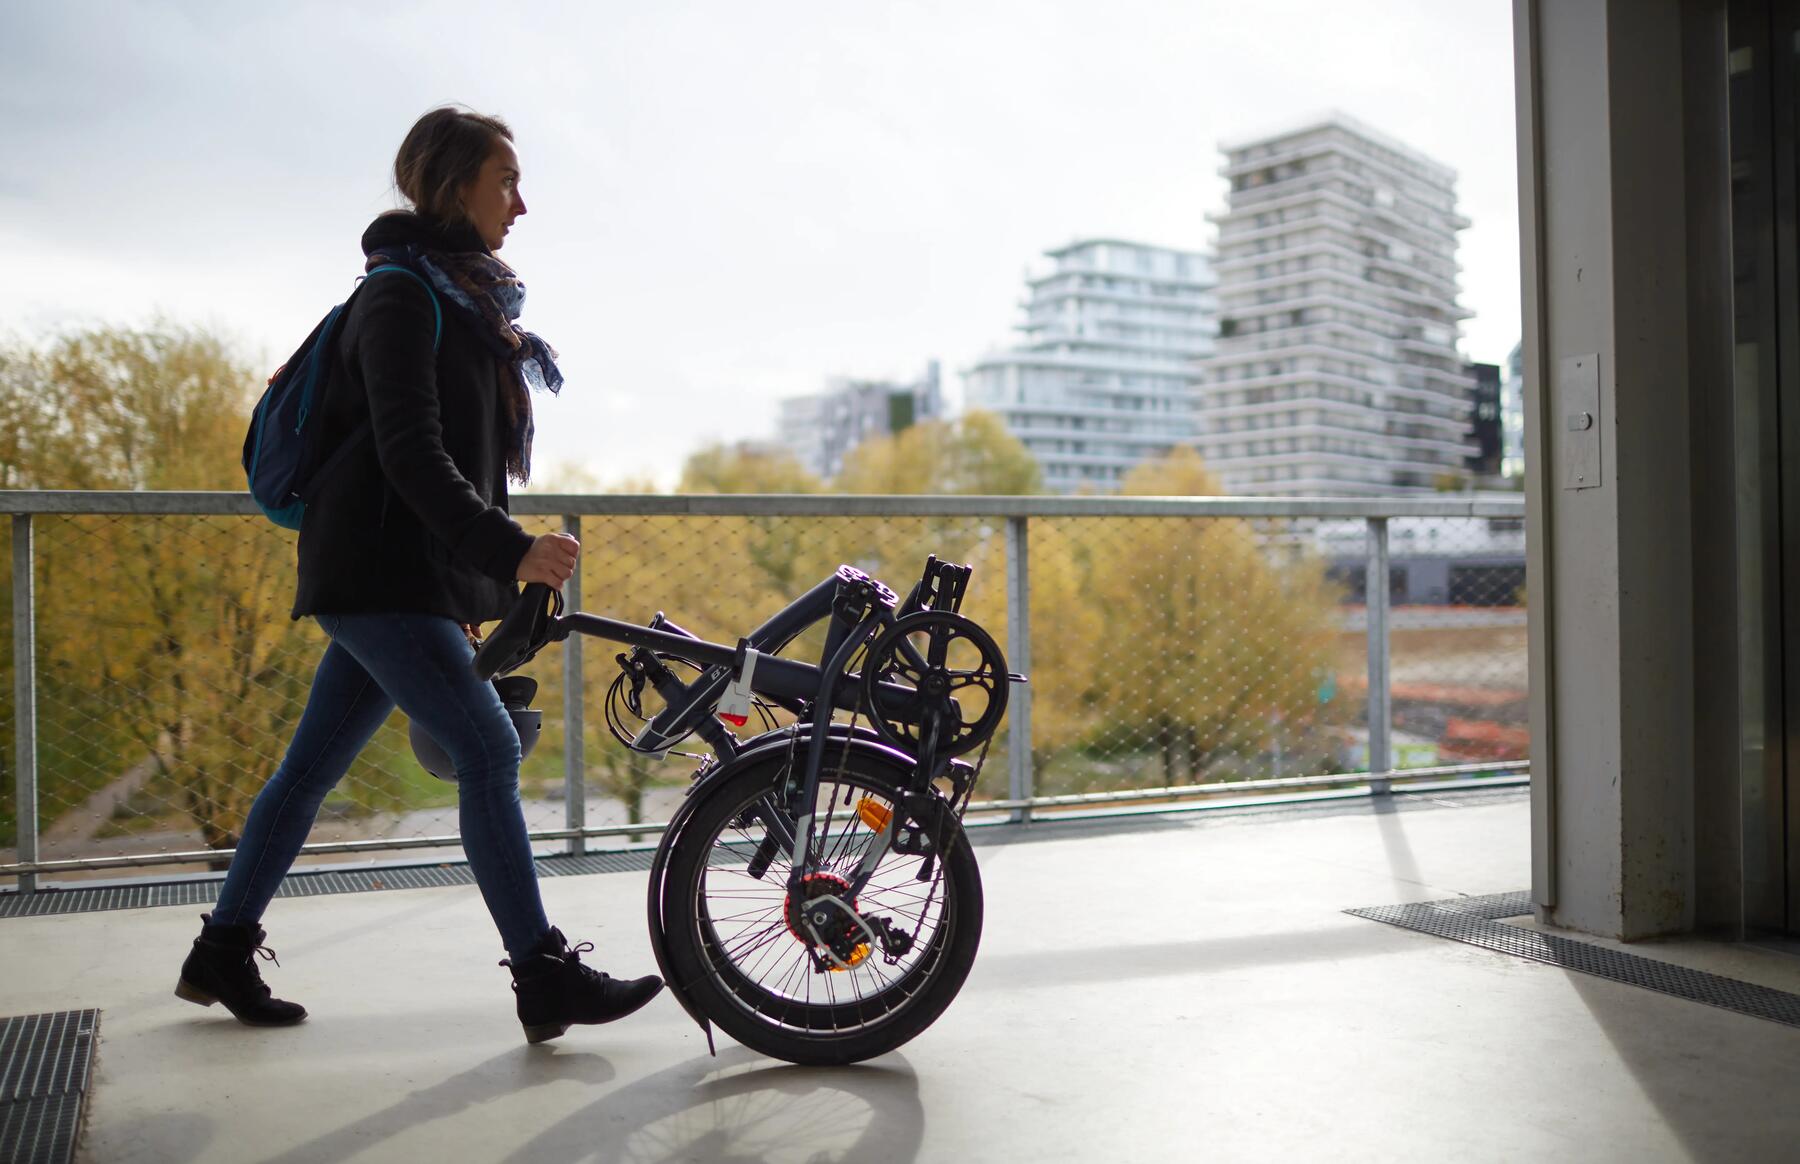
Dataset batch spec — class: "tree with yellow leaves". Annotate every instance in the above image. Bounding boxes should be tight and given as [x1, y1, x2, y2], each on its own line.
[679, 443, 822, 597]
[1079, 448, 1342, 786]
[834, 410, 1041, 497]
[0, 324, 455, 861]
[1, 326, 321, 857]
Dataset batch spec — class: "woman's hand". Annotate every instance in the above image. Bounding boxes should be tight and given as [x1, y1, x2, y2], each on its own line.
[517, 532, 581, 589]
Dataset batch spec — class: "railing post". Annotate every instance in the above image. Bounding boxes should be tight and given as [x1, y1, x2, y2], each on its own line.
[1004, 515, 1034, 824]
[12, 515, 39, 893]
[1366, 517, 1393, 796]
[562, 514, 587, 856]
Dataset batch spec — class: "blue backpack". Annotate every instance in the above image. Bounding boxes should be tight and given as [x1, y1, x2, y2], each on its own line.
[242, 265, 443, 529]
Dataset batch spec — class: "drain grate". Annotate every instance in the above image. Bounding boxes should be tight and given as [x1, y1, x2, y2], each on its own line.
[0, 1010, 99, 1164]
[1420, 890, 1533, 921]
[0, 849, 659, 920]
[1348, 893, 1800, 1029]
[3, 788, 1531, 920]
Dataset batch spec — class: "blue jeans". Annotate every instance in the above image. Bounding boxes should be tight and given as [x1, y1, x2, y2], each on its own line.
[211, 612, 552, 959]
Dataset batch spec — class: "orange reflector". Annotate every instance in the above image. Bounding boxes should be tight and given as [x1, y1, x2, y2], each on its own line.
[830, 943, 872, 971]
[856, 797, 892, 832]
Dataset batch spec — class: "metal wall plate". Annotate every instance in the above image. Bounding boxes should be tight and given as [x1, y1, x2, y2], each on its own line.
[1559, 353, 1602, 490]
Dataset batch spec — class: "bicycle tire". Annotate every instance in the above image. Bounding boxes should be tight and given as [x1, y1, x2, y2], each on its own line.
[660, 744, 983, 1065]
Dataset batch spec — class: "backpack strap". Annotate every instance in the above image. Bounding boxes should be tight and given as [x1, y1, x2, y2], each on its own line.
[298, 267, 444, 505]
[363, 264, 443, 349]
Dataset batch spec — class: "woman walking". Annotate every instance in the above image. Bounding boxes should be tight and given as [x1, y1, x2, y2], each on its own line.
[175, 106, 662, 1044]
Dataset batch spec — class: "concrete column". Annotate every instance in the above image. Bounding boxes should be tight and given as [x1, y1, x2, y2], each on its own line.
[1518, 0, 1705, 938]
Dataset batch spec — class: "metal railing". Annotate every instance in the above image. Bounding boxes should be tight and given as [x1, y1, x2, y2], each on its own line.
[1, 491, 1530, 890]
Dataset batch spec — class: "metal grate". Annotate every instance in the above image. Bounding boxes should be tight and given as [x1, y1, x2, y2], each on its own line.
[0, 1010, 99, 1164]
[1418, 890, 1533, 921]
[0, 850, 660, 920]
[1348, 894, 1800, 1029]
[1, 787, 1530, 920]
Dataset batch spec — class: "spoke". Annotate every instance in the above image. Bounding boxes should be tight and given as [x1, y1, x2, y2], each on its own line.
[696, 768, 971, 1025]
[773, 948, 809, 999]
[721, 920, 792, 964]
[719, 919, 788, 960]
[706, 905, 786, 924]
[741, 928, 791, 984]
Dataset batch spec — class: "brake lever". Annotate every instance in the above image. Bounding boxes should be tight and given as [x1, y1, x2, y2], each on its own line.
[617, 651, 650, 717]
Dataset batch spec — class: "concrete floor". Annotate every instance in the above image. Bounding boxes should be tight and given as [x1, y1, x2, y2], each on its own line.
[5, 788, 1800, 1163]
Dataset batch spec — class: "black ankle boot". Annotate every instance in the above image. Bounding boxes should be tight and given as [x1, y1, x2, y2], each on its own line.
[500, 927, 663, 1044]
[175, 913, 307, 1026]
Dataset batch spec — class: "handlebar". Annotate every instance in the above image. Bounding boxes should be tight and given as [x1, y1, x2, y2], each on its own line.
[472, 582, 564, 680]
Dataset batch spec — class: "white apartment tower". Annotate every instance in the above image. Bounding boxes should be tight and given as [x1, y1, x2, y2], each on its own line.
[1502, 342, 1526, 479]
[963, 239, 1216, 491]
[1194, 114, 1476, 494]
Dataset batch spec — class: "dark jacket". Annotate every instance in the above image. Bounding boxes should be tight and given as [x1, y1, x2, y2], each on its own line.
[291, 214, 536, 622]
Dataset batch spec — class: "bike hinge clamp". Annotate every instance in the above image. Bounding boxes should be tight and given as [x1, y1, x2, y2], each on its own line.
[832, 565, 898, 625]
[716, 638, 760, 728]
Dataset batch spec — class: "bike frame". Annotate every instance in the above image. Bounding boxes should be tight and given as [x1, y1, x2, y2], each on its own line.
[540, 563, 950, 897]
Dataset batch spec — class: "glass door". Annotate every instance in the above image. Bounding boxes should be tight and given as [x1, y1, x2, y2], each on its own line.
[1729, 0, 1799, 935]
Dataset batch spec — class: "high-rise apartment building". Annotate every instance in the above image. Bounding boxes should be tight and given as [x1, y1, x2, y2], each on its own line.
[1193, 114, 1476, 494]
[963, 239, 1216, 492]
[1466, 361, 1503, 478]
[1501, 342, 1525, 479]
[777, 362, 942, 480]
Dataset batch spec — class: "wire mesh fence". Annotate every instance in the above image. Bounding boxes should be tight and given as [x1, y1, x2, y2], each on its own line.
[1027, 514, 1353, 798]
[1313, 514, 1529, 773]
[1, 495, 1528, 882]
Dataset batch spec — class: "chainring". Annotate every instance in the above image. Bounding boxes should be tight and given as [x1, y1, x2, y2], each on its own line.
[859, 610, 1008, 758]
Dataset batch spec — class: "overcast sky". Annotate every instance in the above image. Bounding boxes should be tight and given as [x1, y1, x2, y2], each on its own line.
[2, 0, 1518, 489]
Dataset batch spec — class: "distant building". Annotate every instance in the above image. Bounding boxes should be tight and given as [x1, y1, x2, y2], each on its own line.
[1311, 513, 1526, 606]
[777, 362, 943, 480]
[1193, 113, 1477, 494]
[963, 239, 1217, 492]
[1466, 361, 1503, 478]
[1502, 342, 1525, 479]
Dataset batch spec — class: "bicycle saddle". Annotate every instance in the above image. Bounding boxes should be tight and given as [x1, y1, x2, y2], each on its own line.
[473, 582, 564, 680]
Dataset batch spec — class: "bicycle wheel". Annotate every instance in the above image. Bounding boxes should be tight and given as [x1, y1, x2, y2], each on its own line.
[660, 743, 983, 1065]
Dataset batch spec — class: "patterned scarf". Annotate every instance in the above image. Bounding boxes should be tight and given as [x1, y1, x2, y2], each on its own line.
[364, 241, 562, 484]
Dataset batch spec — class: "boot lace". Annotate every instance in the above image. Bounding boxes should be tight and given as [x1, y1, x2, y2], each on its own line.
[562, 940, 613, 985]
[239, 942, 280, 998]
[499, 938, 606, 983]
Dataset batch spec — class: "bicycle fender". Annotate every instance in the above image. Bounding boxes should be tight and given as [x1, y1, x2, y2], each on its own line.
[644, 780, 721, 1043]
[729, 722, 903, 767]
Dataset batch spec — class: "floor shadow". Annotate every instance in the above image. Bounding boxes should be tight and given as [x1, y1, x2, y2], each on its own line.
[969, 921, 1410, 992]
[1369, 795, 1426, 894]
[503, 1046, 925, 1164]
[257, 1045, 618, 1164]
[164, 1001, 567, 1058]
[92, 1110, 216, 1162]
[1564, 970, 1800, 1159]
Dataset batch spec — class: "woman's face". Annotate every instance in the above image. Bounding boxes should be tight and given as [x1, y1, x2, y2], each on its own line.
[462, 137, 526, 251]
